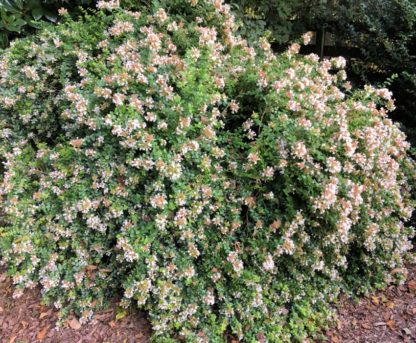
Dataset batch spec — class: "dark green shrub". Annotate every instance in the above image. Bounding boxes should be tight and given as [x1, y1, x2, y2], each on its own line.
[311, 0, 416, 146]
[227, 0, 309, 44]
[0, 0, 95, 47]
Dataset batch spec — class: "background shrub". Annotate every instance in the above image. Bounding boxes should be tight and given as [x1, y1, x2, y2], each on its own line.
[0, 0, 97, 47]
[0, 0, 415, 342]
[227, 0, 308, 44]
[310, 0, 416, 147]
[229, 0, 416, 149]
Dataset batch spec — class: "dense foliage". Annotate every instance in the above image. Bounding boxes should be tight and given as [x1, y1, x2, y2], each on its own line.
[0, 0, 95, 47]
[0, 0, 415, 341]
[227, 0, 308, 44]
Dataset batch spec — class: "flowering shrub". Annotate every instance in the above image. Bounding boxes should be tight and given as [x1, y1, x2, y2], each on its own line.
[0, 0, 415, 341]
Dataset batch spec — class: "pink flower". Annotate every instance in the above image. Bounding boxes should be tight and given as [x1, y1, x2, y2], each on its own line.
[302, 32, 313, 45]
[247, 153, 260, 165]
[150, 194, 167, 209]
[230, 100, 239, 113]
[58, 7, 68, 16]
[289, 43, 300, 54]
[327, 157, 341, 174]
[293, 141, 308, 159]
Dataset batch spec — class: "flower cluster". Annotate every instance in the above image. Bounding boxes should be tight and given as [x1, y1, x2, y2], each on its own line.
[0, 0, 415, 342]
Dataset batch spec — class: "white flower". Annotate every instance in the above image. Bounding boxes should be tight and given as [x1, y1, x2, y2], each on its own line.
[203, 290, 215, 305]
[262, 254, 275, 271]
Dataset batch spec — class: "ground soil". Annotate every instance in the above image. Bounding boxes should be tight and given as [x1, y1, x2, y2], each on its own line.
[1, 265, 416, 343]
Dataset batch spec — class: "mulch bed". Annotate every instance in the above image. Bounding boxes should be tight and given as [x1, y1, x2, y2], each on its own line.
[325, 264, 416, 343]
[0, 270, 150, 343]
[1, 266, 416, 343]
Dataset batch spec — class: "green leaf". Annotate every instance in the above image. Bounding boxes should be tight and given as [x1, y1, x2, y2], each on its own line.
[0, 31, 8, 48]
[44, 9, 57, 23]
[13, 0, 24, 11]
[1, 1, 20, 14]
[27, 0, 41, 7]
[27, 19, 42, 28]
[5, 17, 26, 32]
[115, 307, 127, 321]
[31, 7, 43, 21]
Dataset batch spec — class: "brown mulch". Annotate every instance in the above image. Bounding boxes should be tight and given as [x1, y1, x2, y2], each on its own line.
[325, 264, 416, 343]
[1, 266, 416, 343]
[0, 270, 151, 343]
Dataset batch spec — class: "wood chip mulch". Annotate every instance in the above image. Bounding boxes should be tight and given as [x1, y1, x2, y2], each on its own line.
[0, 270, 150, 343]
[1, 265, 416, 343]
[325, 264, 416, 343]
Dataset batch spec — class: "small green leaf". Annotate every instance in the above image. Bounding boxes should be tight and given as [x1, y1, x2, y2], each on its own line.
[28, 20, 42, 29]
[115, 307, 127, 321]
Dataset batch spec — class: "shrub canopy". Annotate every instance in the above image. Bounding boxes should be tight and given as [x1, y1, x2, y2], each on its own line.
[0, 0, 415, 341]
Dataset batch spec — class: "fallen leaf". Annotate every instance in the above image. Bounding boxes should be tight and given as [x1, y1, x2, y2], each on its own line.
[371, 296, 379, 305]
[362, 323, 371, 330]
[8, 336, 17, 343]
[109, 320, 116, 328]
[37, 326, 49, 341]
[135, 332, 144, 339]
[391, 268, 407, 275]
[68, 317, 82, 330]
[330, 334, 339, 343]
[386, 319, 395, 330]
[408, 280, 416, 293]
[39, 312, 49, 319]
[386, 302, 395, 309]
[115, 308, 127, 321]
